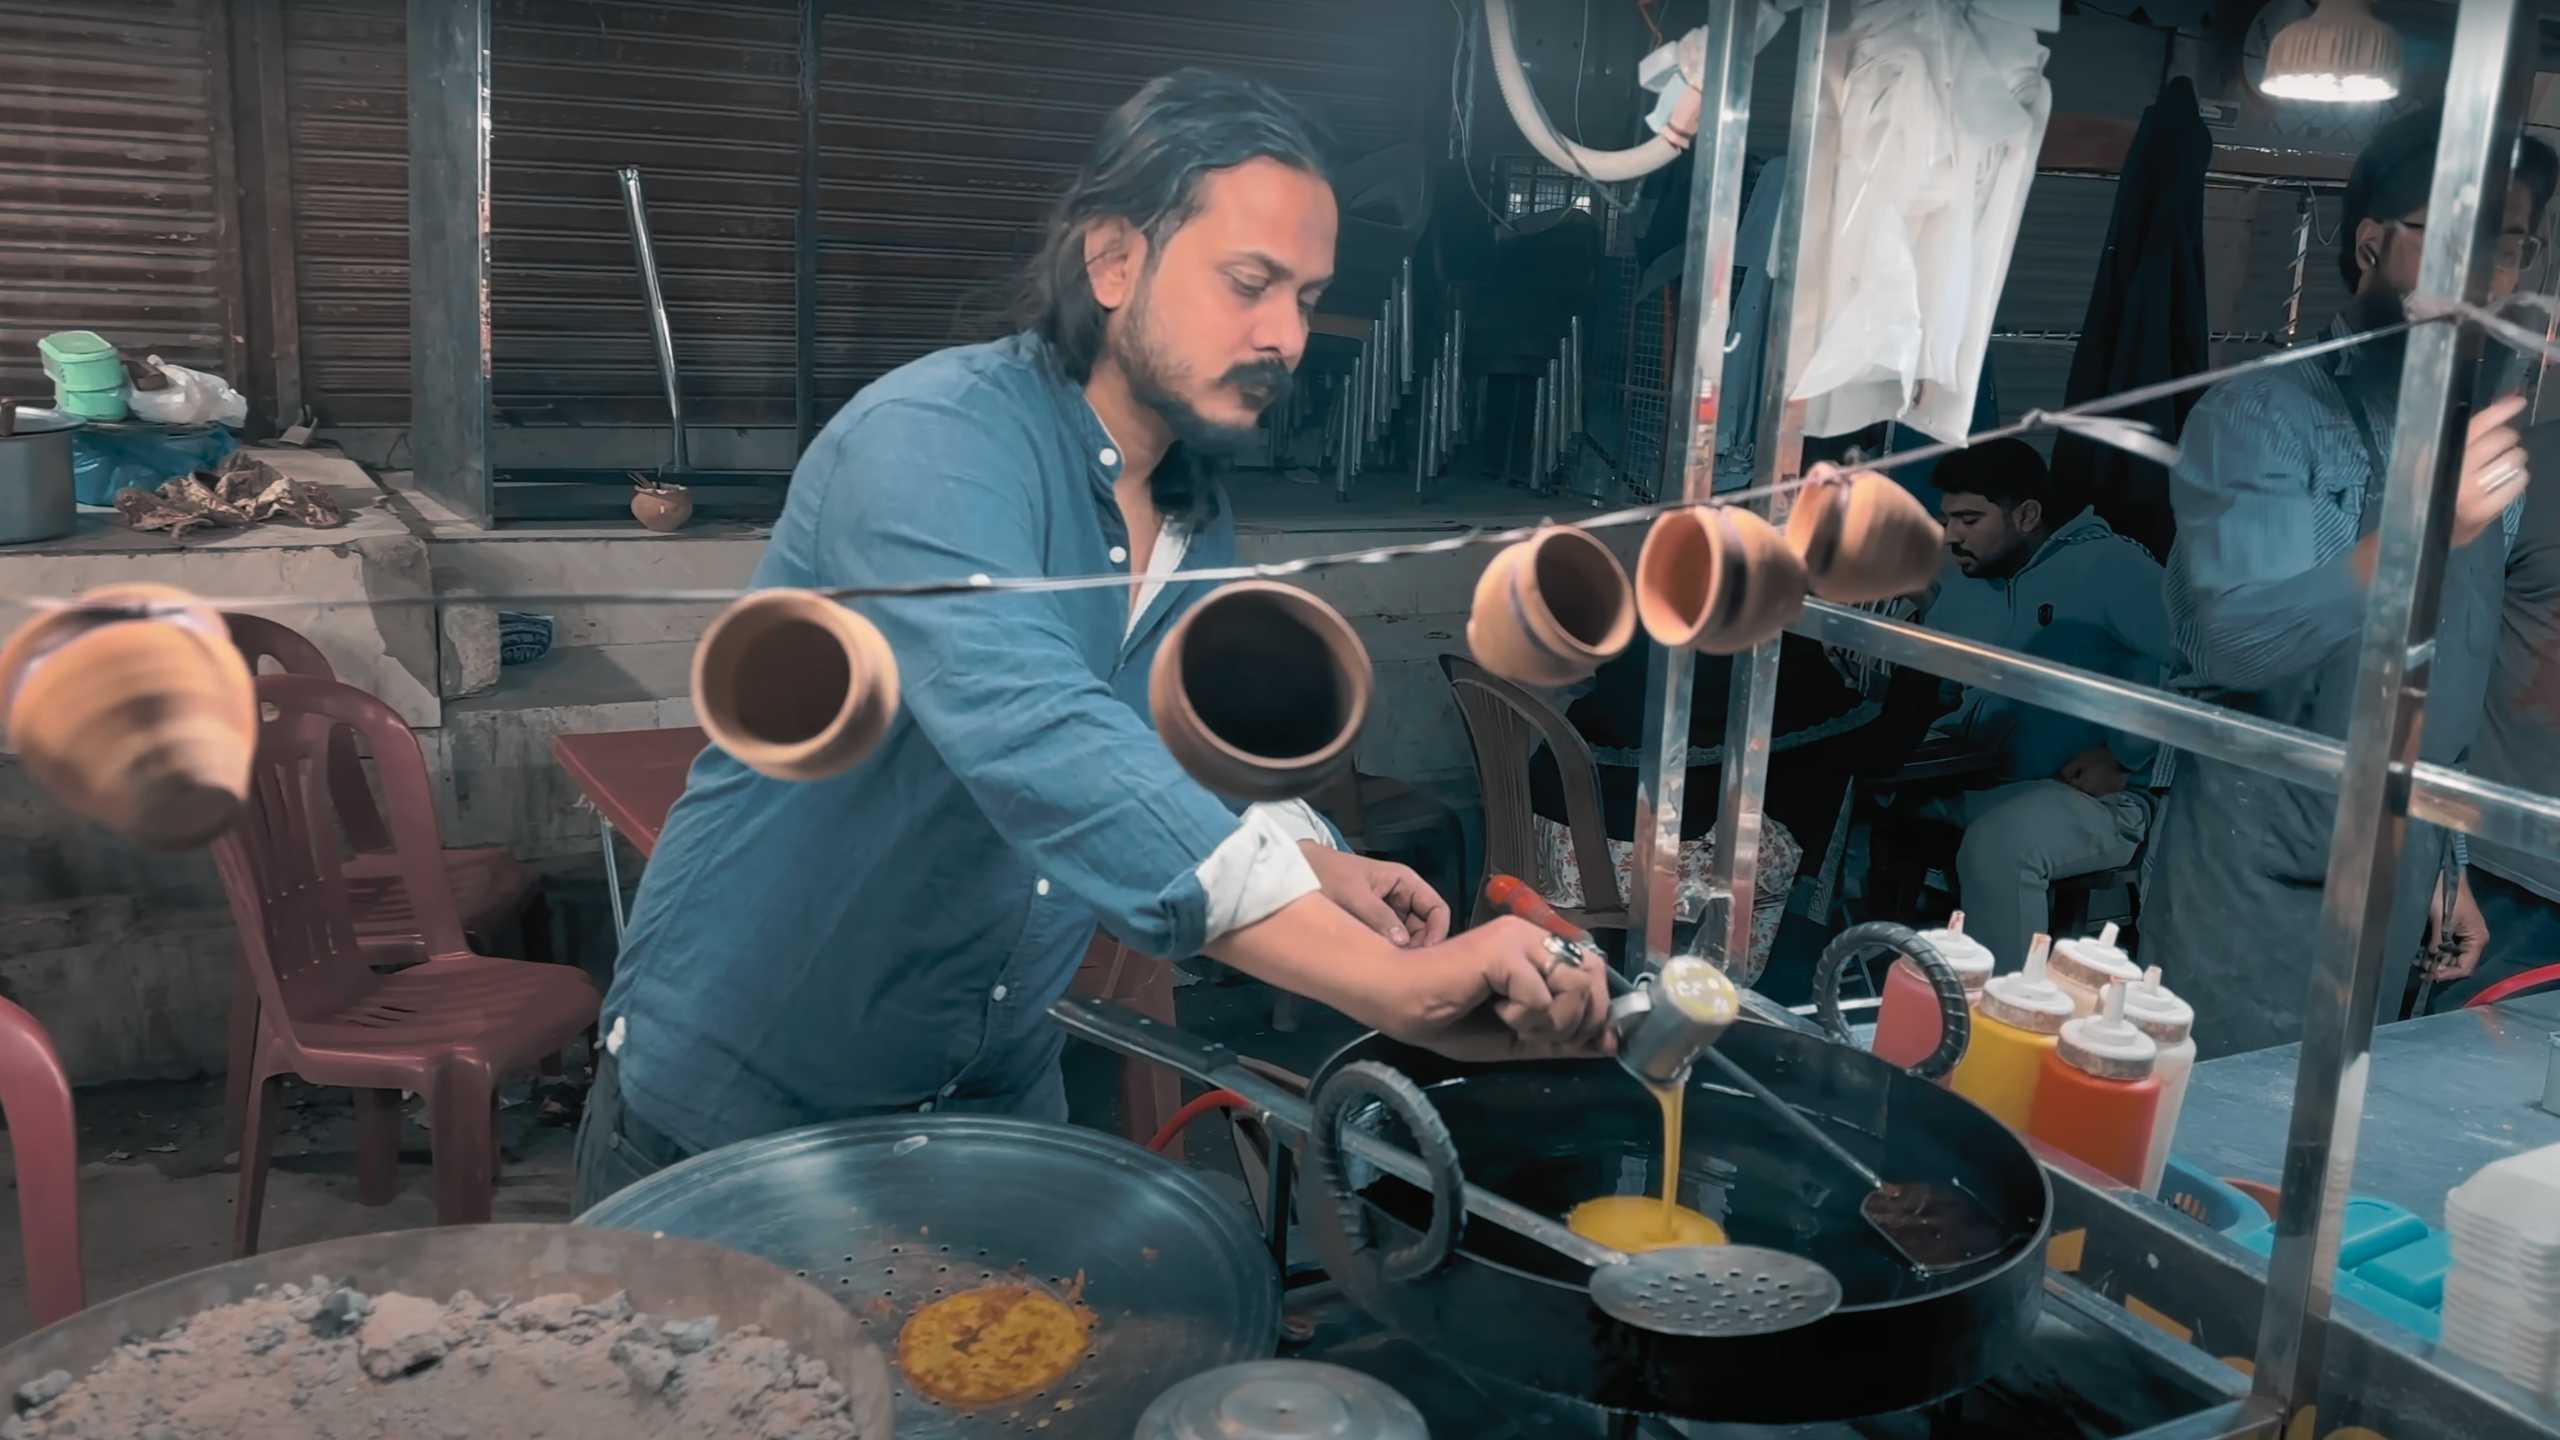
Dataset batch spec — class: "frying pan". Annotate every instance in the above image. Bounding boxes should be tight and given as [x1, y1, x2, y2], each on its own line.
[1298, 1018, 2050, 1424]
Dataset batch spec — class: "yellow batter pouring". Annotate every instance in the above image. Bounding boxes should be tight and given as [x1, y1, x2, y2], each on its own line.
[1565, 1080, 1728, 1252]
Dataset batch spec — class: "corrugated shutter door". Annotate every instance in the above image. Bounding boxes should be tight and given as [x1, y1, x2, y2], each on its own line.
[491, 0, 803, 428]
[817, 0, 1433, 412]
[0, 0, 232, 404]
[285, 0, 408, 427]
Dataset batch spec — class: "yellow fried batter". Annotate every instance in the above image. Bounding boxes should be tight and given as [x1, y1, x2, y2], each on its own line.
[896, 1284, 1092, 1409]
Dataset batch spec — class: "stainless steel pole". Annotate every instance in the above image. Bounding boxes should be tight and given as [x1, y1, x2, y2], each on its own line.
[1698, 0, 1836, 981]
[1531, 376, 1551, 491]
[1451, 308, 1469, 441]
[1566, 313, 1585, 444]
[2250, 0, 2535, 1424]
[1366, 321, 1386, 445]
[617, 167, 690, 475]
[1546, 355, 1565, 481]
[1440, 330, 1459, 462]
[1333, 378, 1353, 499]
[1630, 0, 1759, 970]
[1399, 255, 1415, 387]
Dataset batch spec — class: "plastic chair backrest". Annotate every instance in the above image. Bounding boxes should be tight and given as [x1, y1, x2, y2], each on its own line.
[213, 675, 470, 1032]
[1438, 653, 1620, 926]
[0, 997, 82, 1327]
[222, 613, 391, 855]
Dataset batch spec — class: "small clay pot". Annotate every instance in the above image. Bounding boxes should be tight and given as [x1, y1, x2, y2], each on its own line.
[1785, 466, 1944, 602]
[1151, 581, 1372, 802]
[1466, 525, 1637, 688]
[632, 483, 693, 532]
[0, 583, 257, 848]
[1635, 505, 1808, 655]
[691, 589, 900, 781]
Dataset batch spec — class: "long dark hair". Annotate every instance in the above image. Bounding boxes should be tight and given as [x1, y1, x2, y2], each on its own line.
[1014, 69, 1331, 523]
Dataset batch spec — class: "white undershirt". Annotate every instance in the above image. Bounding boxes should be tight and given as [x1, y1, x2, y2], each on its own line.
[1127, 516, 1332, 942]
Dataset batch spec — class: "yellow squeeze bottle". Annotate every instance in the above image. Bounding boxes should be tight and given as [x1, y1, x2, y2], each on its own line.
[1947, 933, 2075, 1132]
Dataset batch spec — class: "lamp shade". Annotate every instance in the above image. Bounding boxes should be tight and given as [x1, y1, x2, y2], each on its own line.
[2260, 0, 2401, 103]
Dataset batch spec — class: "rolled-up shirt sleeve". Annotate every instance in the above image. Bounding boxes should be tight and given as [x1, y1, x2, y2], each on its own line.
[2166, 384, 2367, 691]
[1197, 805, 1325, 942]
[818, 397, 1248, 959]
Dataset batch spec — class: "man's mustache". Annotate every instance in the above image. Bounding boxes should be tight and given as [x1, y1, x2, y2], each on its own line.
[1223, 360, 1293, 407]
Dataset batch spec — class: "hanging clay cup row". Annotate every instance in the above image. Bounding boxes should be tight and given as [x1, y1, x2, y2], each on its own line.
[691, 589, 901, 781]
[0, 584, 258, 849]
[1466, 524, 1637, 688]
[1785, 465, 1945, 603]
[1152, 580, 1372, 803]
[1635, 504, 1808, 654]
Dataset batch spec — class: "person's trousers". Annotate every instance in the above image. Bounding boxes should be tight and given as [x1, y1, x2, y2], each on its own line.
[2425, 868, 2560, 1012]
[572, 1052, 1070, 1216]
[1921, 781, 2157, 972]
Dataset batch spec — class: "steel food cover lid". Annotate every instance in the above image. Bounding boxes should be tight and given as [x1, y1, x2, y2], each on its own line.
[1133, 1360, 1429, 1440]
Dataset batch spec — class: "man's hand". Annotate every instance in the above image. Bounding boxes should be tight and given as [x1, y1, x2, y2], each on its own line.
[1380, 917, 1616, 1064]
[2425, 868, 2491, 982]
[1299, 843, 1450, 949]
[2454, 395, 2530, 548]
[2059, 744, 2129, 799]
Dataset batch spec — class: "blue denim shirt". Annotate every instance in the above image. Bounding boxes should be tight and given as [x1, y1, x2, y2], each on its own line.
[603, 333, 1248, 1154]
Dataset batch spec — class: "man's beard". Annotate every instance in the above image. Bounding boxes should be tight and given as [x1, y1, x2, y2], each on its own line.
[1114, 281, 1292, 459]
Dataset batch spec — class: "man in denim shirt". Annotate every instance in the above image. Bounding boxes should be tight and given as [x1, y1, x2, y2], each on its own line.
[575, 72, 1610, 1209]
[2144, 112, 2553, 1057]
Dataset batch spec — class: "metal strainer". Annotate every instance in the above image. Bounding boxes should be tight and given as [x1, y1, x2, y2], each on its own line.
[1586, 1243, 1846, 1338]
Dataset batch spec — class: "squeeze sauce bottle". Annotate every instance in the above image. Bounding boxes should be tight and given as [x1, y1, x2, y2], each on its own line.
[1873, 911, 1997, 1070]
[2121, 965, 2198, 1194]
[2028, 980, 2163, 1187]
[2049, 922, 2141, 1017]
[1947, 934, 2075, 1132]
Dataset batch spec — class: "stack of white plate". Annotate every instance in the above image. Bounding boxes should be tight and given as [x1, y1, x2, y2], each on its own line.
[2444, 1144, 2560, 1400]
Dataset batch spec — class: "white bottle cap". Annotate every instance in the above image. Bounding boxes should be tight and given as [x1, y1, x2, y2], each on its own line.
[2050, 921, 2140, 996]
[2121, 964, 2195, 1047]
[1913, 910, 1997, 991]
[2057, 981, 2159, 1080]
[1976, 933, 2074, 1035]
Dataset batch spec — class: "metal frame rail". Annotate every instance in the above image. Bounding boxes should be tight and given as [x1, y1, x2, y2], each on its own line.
[1640, 1, 2548, 1436]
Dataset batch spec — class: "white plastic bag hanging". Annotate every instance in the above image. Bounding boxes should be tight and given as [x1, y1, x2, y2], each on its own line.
[124, 357, 249, 428]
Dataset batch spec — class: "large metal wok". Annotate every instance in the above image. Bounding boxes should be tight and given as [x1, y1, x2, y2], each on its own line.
[1056, 992, 2050, 1427]
[577, 1114, 1279, 1440]
[0, 1224, 895, 1436]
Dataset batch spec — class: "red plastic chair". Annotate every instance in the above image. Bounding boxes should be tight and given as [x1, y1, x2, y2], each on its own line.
[0, 998, 81, 1328]
[212, 674, 599, 1255]
[218, 614, 551, 1155]
[2465, 964, 2560, 1009]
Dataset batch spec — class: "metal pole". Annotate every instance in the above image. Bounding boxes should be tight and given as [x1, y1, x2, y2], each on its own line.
[1697, 1, 1837, 981]
[1531, 376, 1551, 491]
[618, 167, 691, 475]
[1630, 0, 1759, 970]
[2250, 0, 2535, 1424]
[1414, 361, 1434, 497]
[1441, 329, 1460, 458]
[2282, 190, 2313, 347]
[1452, 308, 1469, 439]
[1333, 379, 1353, 499]
[1567, 313, 1585, 442]
[1366, 322, 1385, 446]
[1546, 355, 1565, 480]
[1399, 255, 1416, 387]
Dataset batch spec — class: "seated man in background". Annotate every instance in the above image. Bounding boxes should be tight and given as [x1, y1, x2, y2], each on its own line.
[1913, 439, 2176, 968]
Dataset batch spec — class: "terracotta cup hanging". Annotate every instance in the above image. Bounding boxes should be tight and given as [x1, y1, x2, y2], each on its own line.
[630, 481, 693, 533]
[0, 583, 258, 849]
[1785, 465, 1945, 603]
[1466, 524, 1637, 688]
[691, 588, 901, 781]
[1635, 504, 1809, 655]
[1151, 580, 1372, 802]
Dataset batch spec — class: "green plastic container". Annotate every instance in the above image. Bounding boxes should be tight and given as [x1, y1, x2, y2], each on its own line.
[54, 385, 128, 422]
[38, 331, 123, 393]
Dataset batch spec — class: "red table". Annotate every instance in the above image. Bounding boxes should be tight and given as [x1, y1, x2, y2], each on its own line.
[550, 725, 1184, 1149]
[552, 726, 709, 937]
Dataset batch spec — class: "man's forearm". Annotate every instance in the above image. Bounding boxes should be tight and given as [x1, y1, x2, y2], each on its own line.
[1202, 894, 1416, 1033]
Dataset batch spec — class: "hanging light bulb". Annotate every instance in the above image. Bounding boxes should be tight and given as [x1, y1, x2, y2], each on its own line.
[2258, 0, 2402, 104]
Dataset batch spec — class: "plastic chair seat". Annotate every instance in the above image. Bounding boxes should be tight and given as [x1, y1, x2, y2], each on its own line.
[280, 954, 599, 1077]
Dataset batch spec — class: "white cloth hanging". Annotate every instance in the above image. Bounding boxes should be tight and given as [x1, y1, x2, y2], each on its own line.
[1793, 0, 2055, 445]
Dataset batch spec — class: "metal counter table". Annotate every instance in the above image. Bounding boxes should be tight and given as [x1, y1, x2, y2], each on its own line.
[2175, 993, 2560, 1227]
